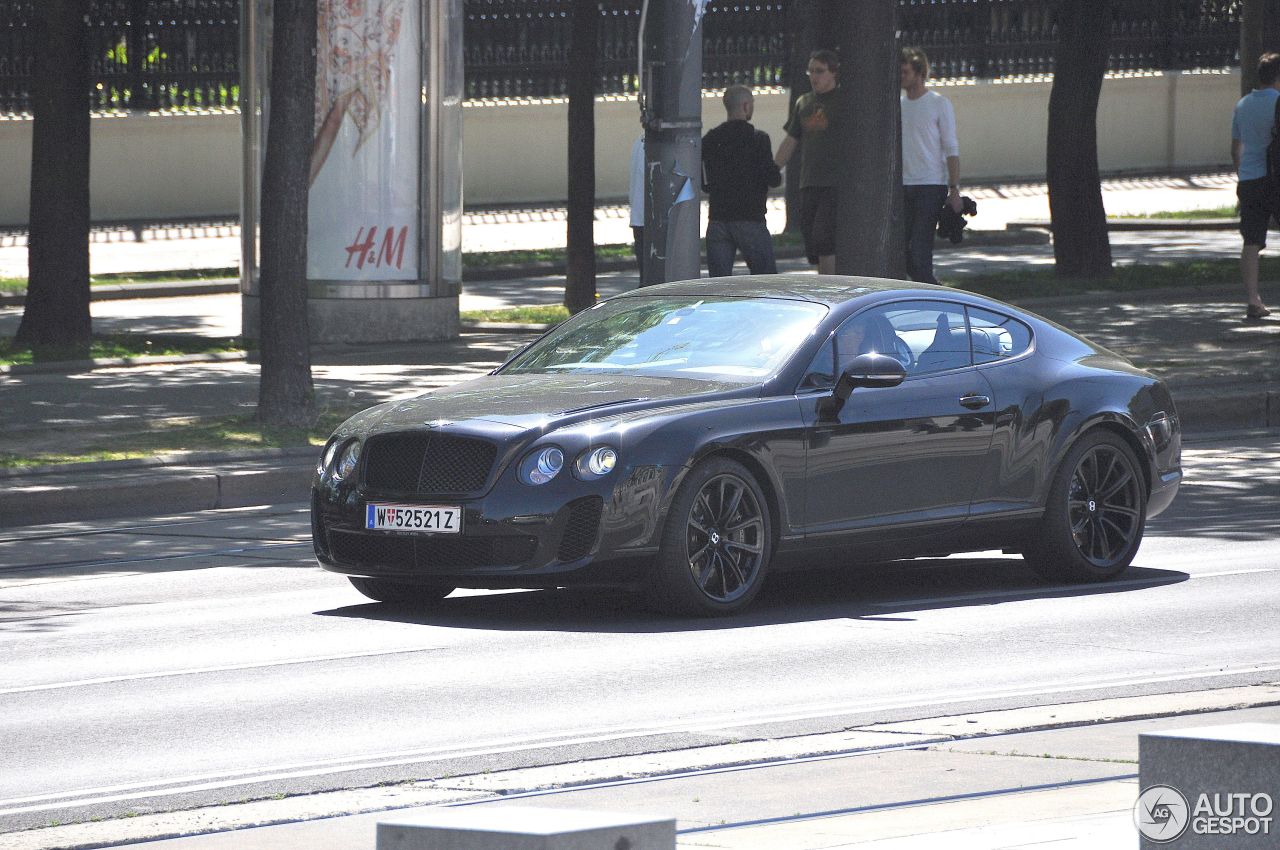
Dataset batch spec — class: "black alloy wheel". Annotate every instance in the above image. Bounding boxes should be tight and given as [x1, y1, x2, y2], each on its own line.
[1024, 430, 1147, 582]
[1068, 442, 1143, 564]
[650, 457, 772, 616]
[349, 576, 455, 605]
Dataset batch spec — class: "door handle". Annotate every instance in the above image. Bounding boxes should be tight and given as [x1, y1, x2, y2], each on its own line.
[959, 394, 991, 409]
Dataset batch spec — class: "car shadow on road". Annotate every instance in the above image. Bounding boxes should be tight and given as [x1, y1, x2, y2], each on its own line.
[313, 558, 1188, 633]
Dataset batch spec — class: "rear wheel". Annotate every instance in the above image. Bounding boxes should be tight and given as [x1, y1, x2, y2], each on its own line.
[348, 576, 455, 604]
[1024, 431, 1146, 582]
[648, 458, 773, 616]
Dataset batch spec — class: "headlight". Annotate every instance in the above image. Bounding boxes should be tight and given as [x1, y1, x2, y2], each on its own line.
[575, 446, 618, 479]
[519, 446, 564, 485]
[319, 439, 341, 476]
[333, 440, 361, 481]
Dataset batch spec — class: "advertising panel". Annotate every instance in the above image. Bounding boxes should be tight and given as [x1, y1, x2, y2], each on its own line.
[308, 0, 420, 281]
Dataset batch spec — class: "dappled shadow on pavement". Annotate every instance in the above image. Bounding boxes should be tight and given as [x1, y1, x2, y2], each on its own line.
[1029, 293, 1280, 387]
[314, 559, 1187, 635]
[1148, 442, 1280, 542]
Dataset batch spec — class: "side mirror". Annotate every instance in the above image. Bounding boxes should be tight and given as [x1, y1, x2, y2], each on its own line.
[831, 353, 906, 406]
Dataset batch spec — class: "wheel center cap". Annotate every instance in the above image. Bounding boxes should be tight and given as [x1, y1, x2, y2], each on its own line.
[710, 530, 721, 545]
[1087, 499, 1097, 513]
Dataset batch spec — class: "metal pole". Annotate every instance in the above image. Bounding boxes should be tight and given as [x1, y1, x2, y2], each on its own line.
[639, 0, 706, 286]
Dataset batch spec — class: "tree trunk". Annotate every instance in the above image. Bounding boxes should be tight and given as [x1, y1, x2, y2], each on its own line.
[565, 0, 598, 314]
[16, 0, 91, 358]
[1047, 0, 1112, 279]
[1241, 0, 1264, 95]
[833, 1, 901, 278]
[257, 0, 317, 427]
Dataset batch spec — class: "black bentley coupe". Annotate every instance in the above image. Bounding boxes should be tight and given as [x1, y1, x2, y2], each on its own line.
[311, 276, 1182, 616]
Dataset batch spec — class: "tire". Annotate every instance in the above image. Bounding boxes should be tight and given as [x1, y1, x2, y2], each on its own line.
[648, 457, 773, 616]
[1024, 430, 1147, 582]
[348, 576, 455, 604]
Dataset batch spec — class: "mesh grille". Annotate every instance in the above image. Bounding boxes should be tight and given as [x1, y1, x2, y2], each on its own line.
[363, 433, 497, 494]
[557, 496, 603, 562]
[329, 530, 416, 569]
[328, 530, 537, 570]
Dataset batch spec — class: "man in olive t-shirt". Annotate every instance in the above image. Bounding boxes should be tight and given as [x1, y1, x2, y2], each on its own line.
[775, 49, 841, 274]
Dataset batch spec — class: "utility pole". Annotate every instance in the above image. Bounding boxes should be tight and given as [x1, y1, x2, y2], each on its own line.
[639, 0, 707, 285]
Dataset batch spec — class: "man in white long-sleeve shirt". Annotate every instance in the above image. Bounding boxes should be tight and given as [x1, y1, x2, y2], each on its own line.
[900, 47, 962, 285]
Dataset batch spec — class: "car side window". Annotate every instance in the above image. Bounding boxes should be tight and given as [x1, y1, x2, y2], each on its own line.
[879, 301, 971, 375]
[967, 306, 1032, 364]
[832, 306, 915, 374]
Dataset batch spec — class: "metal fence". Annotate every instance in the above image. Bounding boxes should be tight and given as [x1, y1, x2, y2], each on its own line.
[0, 0, 1253, 113]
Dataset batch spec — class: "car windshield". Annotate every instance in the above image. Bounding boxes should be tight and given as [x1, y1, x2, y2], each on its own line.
[503, 296, 829, 380]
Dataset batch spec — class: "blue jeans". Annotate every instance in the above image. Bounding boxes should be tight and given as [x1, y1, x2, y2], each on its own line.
[903, 184, 948, 285]
[706, 220, 778, 278]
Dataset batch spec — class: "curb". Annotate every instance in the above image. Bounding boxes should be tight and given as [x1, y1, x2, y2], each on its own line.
[0, 454, 318, 530]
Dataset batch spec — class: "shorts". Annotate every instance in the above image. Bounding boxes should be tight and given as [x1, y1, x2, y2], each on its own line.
[1237, 177, 1276, 248]
[800, 186, 837, 264]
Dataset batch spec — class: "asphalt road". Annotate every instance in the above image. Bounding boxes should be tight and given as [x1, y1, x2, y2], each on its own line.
[0, 431, 1277, 835]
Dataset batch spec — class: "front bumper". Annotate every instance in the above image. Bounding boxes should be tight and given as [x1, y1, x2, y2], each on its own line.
[311, 464, 669, 589]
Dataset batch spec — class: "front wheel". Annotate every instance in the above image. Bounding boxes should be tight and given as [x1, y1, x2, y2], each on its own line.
[349, 576, 455, 605]
[1024, 430, 1147, 582]
[648, 458, 773, 616]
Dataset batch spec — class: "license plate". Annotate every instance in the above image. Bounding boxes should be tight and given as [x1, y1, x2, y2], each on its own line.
[365, 504, 462, 533]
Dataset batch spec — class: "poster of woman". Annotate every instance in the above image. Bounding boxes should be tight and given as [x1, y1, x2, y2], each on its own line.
[307, 0, 420, 281]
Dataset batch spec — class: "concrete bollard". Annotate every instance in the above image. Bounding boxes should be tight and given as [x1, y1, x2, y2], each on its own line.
[1137, 722, 1280, 849]
[377, 805, 676, 850]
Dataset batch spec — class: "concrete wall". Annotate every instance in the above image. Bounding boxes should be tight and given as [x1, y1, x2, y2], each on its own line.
[0, 70, 1239, 226]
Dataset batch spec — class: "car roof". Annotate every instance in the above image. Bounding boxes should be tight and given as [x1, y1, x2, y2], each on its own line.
[617, 274, 957, 308]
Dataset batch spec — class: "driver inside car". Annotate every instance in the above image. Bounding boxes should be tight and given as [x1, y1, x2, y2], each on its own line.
[836, 314, 911, 372]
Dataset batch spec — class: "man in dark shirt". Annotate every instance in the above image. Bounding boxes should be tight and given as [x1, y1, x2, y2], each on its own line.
[701, 84, 782, 277]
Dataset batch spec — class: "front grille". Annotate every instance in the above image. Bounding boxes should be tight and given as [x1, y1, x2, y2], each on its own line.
[557, 496, 603, 562]
[328, 530, 537, 570]
[363, 433, 497, 494]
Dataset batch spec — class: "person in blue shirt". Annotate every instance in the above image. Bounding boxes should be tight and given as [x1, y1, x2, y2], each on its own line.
[1231, 52, 1280, 321]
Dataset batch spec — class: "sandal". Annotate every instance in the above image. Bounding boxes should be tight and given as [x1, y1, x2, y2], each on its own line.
[1245, 304, 1271, 320]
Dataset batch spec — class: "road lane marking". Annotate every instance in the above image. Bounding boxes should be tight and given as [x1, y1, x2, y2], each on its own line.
[3, 663, 1279, 817]
[0, 646, 444, 696]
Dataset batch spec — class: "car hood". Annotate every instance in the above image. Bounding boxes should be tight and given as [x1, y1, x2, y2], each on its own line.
[367, 373, 753, 432]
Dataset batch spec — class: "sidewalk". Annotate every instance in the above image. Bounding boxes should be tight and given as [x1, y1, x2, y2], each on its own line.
[2, 172, 1279, 528]
[9, 688, 1279, 850]
[0, 171, 1242, 279]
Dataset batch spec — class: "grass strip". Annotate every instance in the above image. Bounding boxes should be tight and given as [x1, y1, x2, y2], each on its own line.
[0, 267, 238, 294]
[1115, 205, 1235, 220]
[461, 304, 570, 324]
[0, 408, 358, 470]
[951, 256, 1270, 302]
[0, 334, 245, 367]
